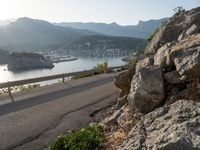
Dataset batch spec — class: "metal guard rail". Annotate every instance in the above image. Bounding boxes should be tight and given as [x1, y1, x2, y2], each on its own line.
[0, 65, 124, 102]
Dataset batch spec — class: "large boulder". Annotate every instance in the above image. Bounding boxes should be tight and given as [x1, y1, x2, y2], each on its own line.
[170, 34, 200, 78]
[114, 64, 136, 96]
[145, 7, 200, 55]
[128, 66, 165, 113]
[118, 100, 200, 150]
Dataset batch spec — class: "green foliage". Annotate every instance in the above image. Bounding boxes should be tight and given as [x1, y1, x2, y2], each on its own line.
[72, 72, 94, 79]
[93, 62, 108, 70]
[124, 58, 137, 68]
[171, 6, 186, 20]
[72, 62, 108, 79]
[128, 58, 137, 65]
[49, 124, 103, 150]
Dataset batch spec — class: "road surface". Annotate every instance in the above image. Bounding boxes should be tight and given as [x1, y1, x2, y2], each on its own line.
[0, 73, 119, 150]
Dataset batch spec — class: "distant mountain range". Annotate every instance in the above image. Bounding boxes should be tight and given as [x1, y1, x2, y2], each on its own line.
[0, 17, 167, 52]
[0, 18, 99, 51]
[55, 18, 168, 38]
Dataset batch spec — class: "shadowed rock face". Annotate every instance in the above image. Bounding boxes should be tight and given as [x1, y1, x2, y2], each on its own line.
[7, 52, 54, 72]
[119, 100, 200, 150]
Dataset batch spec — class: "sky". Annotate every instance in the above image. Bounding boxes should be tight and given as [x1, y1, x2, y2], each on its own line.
[0, 0, 199, 25]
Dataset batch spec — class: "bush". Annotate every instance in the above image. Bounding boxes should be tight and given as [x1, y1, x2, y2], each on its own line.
[93, 62, 108, 70]
[49, 124, 103, 150]
[171, 6, 185, 20]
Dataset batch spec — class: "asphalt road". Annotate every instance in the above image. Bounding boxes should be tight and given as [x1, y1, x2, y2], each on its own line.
[0, 73, 119, 150]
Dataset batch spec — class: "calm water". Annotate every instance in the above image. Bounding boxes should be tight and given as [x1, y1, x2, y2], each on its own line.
[0, 57, 125, 84]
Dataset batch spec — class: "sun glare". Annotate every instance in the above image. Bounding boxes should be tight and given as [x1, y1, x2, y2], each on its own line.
[0, 0, 26, 20]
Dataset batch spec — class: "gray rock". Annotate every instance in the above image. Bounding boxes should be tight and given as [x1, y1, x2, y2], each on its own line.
[128, 66, 165, 113]
[103, 109, 122, 126]
[116, 95, 128, 109]
[114, 64, 136, 96]
[163, 70, 185, 84]
[136, 57, 154, 73]
[145, 7, 200, 55]
[186, 24, 199, 36]
[172, 45, 200, 78]
[118, 100, 200, 150]
[154, 43, 174, 70]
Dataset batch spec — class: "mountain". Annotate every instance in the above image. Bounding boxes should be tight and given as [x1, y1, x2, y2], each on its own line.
[55, 18, 168, 38]
[65, 35, 147, 57]
[0, 17, 99, 52]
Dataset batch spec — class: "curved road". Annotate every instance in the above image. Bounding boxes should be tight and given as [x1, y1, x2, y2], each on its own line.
[0, 73, 119, 150]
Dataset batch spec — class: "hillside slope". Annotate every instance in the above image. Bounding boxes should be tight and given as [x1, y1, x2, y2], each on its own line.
[65, 35, 147, 57]
[0, 18, 99, 52]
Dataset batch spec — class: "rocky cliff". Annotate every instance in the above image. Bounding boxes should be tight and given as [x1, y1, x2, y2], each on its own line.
[102, 7, 200, 150]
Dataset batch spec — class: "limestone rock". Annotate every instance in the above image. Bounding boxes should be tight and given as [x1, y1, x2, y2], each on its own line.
[128, 66, 165, 113]
[114, 64, 136, 96]
[186, 24, 199, 36]
[163, 70, 185, 84]
[154, 43, 174, 70]
[135, 57, 154, 73]
[103, 109, 122, 126]
[145, 7, 200, 55]
[118, 100, 200, 150]
[170, 34, 200, 78]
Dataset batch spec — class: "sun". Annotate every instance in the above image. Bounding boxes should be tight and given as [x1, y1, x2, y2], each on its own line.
[0, 0, 21, 20]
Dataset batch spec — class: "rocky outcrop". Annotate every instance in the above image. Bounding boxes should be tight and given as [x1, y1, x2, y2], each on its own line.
[135, 57, 154, 73]
[170, 34, 200, 78]
[145, 7, 200, 55]
[7, 52, 54, 72]
[109, 6, 200, 150]
[118, 100, 200, 150]
[128, 66, 165, 113]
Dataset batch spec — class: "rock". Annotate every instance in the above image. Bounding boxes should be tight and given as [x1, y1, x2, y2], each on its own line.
[154, 43, 174, 70]
[114, 64, 136, 96]
[145, 7, 200, 55]
[116, 95, 128, 109]
[128, 66, 165, 113]
[118, 100, 200, 150]
[163, 70, 185, 84]
[186, 24, 199, 36]
[170, 34, 200, 78]
[135, 57, 154, 73]
[103, 109, 122, 126]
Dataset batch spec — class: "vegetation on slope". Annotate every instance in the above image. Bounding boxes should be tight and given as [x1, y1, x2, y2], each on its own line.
[49, 124, 103, 150]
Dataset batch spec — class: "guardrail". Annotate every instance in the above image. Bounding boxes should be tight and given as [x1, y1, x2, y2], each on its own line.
[0, 66, 125, 103]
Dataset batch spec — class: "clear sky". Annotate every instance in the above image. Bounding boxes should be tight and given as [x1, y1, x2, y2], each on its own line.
[0, 0, 199, 25]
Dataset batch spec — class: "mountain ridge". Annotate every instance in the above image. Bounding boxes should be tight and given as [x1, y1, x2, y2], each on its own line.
[55, 18, 168, 38]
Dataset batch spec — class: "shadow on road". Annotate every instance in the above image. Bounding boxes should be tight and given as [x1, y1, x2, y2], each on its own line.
[0, 77, 114, 117]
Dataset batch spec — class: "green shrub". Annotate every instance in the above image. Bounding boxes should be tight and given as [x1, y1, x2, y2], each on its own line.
[93, 62, 108, 70]
[49, 124, 103, 150]
[170, 6, 185, 20]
